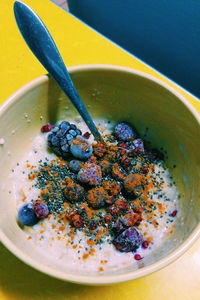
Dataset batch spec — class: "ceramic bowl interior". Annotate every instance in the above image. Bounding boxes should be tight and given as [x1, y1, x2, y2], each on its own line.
[0, 65, 199, 284]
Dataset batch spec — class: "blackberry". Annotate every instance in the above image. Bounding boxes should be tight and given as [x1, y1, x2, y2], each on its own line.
[114, 122, 137, 141]
[112, 227, 142, 252]
[47, 121, 82, 159]
[77, 162, 102, 186]
[112, 219, 126, 235]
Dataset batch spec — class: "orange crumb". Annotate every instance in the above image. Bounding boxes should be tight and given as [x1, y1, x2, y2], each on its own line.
[152, 220, 159, 228]
[63, 202, 69, 210]
[20, 190, 27, 202]
[147, 237, 153, 243]
[58, 225, 66, 231]
[28, 173, 36, 181]
[87, 239, 95, 246]
[100, 260, 108, 264]
[82, 253, 89, 260]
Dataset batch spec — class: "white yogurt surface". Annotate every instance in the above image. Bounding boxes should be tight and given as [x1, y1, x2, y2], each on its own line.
[12, 118, 179, 272]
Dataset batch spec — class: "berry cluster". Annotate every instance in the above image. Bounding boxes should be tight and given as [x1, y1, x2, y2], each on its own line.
[47, 121, 82, 159]
[18, 121, 167, 254]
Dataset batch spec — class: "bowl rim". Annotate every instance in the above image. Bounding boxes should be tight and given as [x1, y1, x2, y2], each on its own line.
[0, 64, 200, 285]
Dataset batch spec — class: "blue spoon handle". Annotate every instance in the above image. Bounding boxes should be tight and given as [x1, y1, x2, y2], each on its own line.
[14, 1, 102, 141]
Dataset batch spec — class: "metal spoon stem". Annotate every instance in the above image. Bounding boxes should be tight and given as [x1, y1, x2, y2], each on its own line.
[14, 1, 102, 141]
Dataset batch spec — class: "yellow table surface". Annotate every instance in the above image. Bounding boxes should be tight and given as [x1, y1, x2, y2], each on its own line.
[0, 1, 199, 299]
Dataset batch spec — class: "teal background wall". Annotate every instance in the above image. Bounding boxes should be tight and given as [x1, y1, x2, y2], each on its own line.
[68, 0, 200, 98]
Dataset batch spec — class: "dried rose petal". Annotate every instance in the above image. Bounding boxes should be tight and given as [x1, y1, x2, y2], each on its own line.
[104, 214, 112, 224]
[142, 240, 149, 249]
[121, 156, 131, 169]
[83, 132, 91, 139]
[67, 211, 84, 228]
[170, 209, 178, 217]
[118, 142, 128, 149]
[41, 124, 54, 133]
[134, 254, 143, 260]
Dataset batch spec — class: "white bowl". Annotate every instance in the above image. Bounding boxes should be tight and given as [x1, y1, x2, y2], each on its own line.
[0, 65, 199, 284]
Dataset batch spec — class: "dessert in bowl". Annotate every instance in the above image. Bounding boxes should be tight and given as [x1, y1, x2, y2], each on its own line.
[0, 65, 199, 284]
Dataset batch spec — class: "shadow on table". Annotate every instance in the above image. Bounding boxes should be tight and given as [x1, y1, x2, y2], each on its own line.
[0, 243, 124, 299]
[1, 239, 199, 299]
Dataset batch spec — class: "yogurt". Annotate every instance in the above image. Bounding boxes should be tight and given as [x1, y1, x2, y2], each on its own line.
[13, 119, 179, 272]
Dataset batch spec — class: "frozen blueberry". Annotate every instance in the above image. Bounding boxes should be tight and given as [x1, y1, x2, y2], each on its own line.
[51, 126, 59, 133]
[51, 135, 59, 147]
[60, 121, 70, 132]
[70, 137, 93, 160]
[69, 160, 82, 173]
[66, 134, 73, 141]
[61, 144, 69, 153]
[68, 129, 77, 136]
[18, 203, 39, 226]
[114, 122, 137, 141]
[77, 162, 102, 186]
[112, 227, 142, 252]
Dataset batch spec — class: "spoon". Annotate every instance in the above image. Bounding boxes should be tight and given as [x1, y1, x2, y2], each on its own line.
[14, 1, 102, 141]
